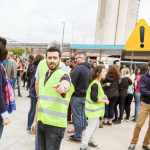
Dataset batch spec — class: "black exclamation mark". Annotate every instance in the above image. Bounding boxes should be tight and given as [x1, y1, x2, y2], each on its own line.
[140, 26, 145, 48]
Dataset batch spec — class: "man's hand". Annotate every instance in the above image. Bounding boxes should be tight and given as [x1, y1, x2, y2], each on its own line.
[31, 121, 37, 134]
[105, 100, 110, 105]
[104, 94, 108, 100]
[3, 118, 11, 125]
[53, 83, 65, 94]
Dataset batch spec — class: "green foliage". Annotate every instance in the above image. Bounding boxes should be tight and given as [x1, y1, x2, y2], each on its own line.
[8, 49, 31, 56]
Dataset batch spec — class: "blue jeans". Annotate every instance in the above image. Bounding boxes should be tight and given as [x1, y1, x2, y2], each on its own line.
[10, 77, 16, 95]
[38, 121, 65, 150]
[71, 96, 86, 141]
[27, 93, 37, 130]
[16, 76, 21, 94]
[0, 116, 4, 139]
[104, 97, 118, 120]
[134, 92, 141, 120]
[114, 96, 126, 121]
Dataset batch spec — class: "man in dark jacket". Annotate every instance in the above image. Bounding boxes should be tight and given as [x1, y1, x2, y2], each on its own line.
[67, 52, 91, 143]
[128, 62, 150, 150]
[27, 55, 34, 97]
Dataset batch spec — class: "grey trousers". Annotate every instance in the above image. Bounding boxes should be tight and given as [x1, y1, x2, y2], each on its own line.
[81, 117, 99, 149]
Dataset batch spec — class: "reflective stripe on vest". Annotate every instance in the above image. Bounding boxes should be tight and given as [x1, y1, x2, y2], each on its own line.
[38, 108, 67, 118]
[39, 95, 69, 106]
[85, 107, 105, 112]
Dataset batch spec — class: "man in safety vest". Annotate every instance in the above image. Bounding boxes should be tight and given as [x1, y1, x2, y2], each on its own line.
[31, 46, 74, 150]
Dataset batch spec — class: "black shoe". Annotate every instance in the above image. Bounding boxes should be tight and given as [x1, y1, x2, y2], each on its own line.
[22, 85, 25, 87]
[113, 120, 121, 125]
[18, 93, 22, 97]
[124, 117, 129, 122]
[142, 145, 150, 150]
[107, 122, 112, 126]
[68, 135, 74, 138]
[102, 121, 107, 126]
[88, 142, 100, 148]
[66, 137, 81, 143]
[26, 88, 28, 90]
[27, 95, 31, 98]
[112, 119, 117, 122]
[131, 119, 137, 123]
[128, 144, 136, 150]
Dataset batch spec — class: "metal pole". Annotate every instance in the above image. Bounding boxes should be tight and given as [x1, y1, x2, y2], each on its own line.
[61, 22, 65, 53]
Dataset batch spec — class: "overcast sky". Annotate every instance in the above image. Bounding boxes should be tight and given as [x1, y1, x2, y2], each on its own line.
[0, 0, 149, 44]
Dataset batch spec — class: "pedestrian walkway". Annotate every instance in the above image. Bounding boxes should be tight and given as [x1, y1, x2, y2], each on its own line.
[0, 87, 149, 150]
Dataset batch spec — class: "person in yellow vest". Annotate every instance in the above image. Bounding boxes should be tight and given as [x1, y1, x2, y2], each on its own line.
[80, 66, 109, 150]
[31, 46, 74, 150]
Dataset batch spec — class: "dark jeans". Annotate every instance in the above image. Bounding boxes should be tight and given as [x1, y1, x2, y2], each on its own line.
[38, 121, 65, 150]
[27, 93, 37, 129]
[104, 97, 118, 120]
[22, 73, 26, 86]
[0, 116, 4, 139]
[124, 94, 134, 118]
[114, 96, 126, 121]
[71, 96, 86, 141]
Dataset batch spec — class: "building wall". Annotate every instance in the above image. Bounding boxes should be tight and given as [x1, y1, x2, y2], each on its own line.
[95, 0, 119, 44]
[95, 0, 140, 45]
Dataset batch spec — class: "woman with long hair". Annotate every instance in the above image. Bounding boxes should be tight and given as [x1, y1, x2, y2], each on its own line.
[0, 37, 11, 138]
[80, 66, 109, 150]
[113, 68, 132, 125]
[132, 65, 148, 122]
[102, 65, 121, 126]
[16, 56, 23, 97]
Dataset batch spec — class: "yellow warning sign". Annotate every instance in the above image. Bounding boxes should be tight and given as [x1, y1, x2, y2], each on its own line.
[124, 19, 150, 51]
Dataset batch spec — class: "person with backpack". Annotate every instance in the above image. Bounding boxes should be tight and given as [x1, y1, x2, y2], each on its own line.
[80, 66, 109, 150]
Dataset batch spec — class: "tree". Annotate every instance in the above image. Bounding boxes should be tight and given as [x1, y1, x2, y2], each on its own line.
[8, 49, 31, 56]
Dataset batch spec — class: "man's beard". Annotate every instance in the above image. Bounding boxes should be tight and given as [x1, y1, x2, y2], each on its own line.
[47, 61, 60, 71]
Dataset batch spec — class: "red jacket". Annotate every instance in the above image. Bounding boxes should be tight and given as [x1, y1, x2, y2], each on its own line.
[135, 74, 142, 92]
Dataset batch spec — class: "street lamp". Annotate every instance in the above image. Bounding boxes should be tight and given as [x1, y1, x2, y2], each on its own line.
[25, 34, 30, 43]
[61, 22, 65, 53]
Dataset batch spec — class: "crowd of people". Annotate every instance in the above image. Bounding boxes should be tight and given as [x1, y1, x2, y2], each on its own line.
[0, 37, 150, 150]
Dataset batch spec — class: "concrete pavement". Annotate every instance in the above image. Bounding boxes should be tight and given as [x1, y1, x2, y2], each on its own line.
[0, 86, 149, 150]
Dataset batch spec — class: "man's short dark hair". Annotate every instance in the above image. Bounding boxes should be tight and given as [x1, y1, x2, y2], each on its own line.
[46, 47, 61, 58]
[113, 60, 120, 65]
[69, 57, 75, 62]
[29, 55, 34, 61]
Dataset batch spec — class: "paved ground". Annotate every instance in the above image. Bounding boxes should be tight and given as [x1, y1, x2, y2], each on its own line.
[0, 86, 149, 150]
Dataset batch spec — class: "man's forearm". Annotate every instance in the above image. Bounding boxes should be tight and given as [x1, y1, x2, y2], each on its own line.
[35, 80, 39, 97]
[61, 81, 71, 93]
